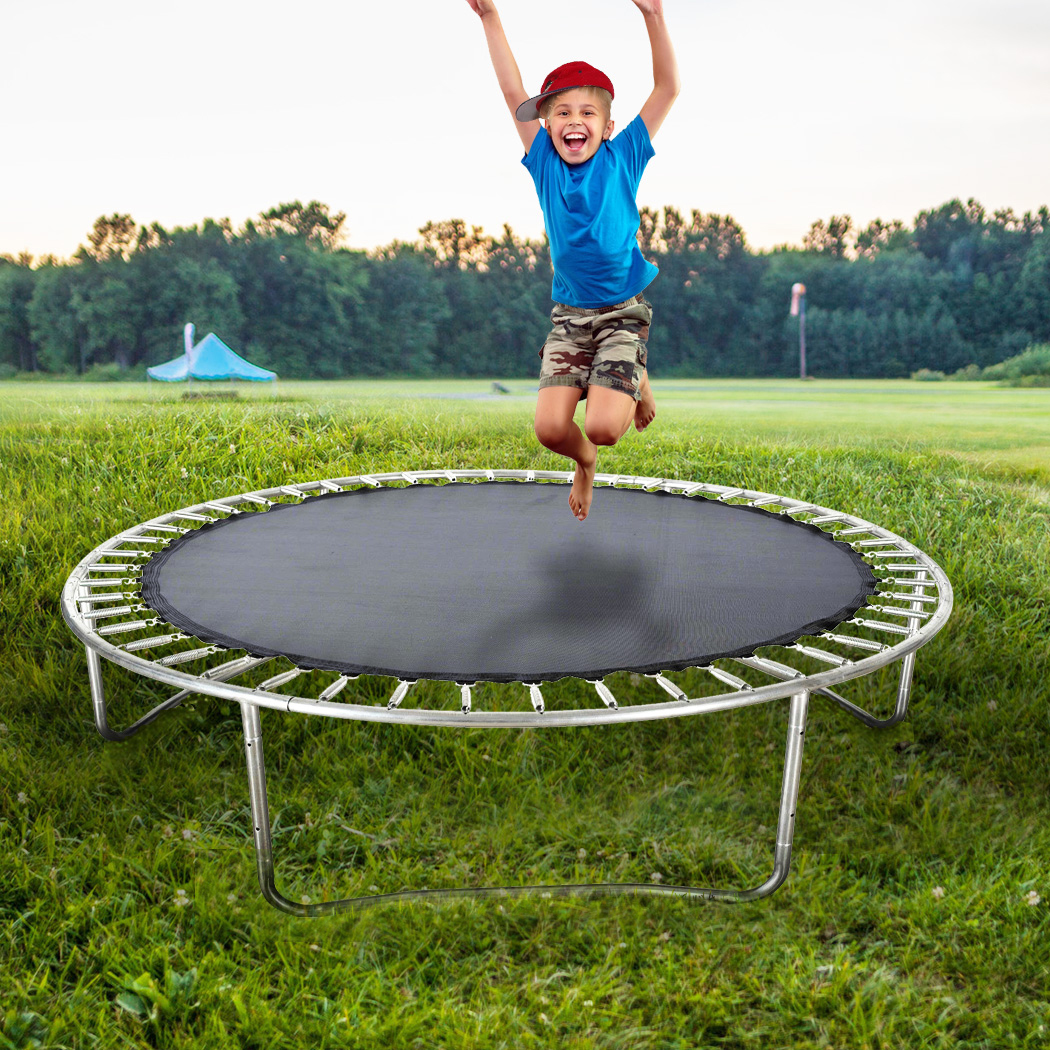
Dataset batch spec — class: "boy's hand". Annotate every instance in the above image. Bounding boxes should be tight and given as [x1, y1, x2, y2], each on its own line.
[465, 0, 497, 16]
[630, 0, 665, 14]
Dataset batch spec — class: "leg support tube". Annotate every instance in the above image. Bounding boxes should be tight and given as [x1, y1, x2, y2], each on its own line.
[88, 643, 189, 742]
[238, 691, 813, 916]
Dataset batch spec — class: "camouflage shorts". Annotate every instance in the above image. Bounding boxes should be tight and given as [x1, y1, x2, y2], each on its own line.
[538, 295, 652, 401]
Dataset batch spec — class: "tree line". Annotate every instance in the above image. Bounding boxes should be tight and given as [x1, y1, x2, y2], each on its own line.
[1, 197, 1048, 380]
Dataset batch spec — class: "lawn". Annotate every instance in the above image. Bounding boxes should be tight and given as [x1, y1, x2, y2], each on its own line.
[0, 378, 1047, 1049]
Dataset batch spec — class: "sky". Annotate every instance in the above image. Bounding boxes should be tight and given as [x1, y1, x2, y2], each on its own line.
[3, 0, 1049, 261]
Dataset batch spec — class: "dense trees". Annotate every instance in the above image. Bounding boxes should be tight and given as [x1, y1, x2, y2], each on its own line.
[1, 197, 1048, 380]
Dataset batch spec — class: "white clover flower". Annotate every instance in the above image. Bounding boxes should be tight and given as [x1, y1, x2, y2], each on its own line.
[229, 444, 237, 453]
[180, 467, 188, 479]
[17, 792, 28, 804]
[650, 872, 663, 883]
[173, 889, 190, 908]
[1025, 890, 1041, 906]
[310, 943, 321, 952]
[583, 1000, 594, 1007]
[301, 895, 311, 905]
[227, 893, 237, 903]
[182, 828, 195, 840]
[577, 848, 587, 860]
[0, 723, 7, 733]
[987, 699, 998, 712]
[932, 886, 945, 900]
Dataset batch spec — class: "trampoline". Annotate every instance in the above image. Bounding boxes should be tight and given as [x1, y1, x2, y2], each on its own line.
[61, 469, 952, 915]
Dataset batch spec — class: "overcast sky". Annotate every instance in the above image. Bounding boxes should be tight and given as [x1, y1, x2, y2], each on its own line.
[4, 0, 1049, 260]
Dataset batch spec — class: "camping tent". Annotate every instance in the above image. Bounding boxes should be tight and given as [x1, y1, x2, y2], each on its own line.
[147, 327, 277, 383]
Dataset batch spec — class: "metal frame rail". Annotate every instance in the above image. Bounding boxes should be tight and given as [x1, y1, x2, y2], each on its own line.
[61, 470, 953, 915]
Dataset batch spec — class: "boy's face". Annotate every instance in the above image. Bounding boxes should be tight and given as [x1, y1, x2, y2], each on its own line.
[544, 88, 614, 165]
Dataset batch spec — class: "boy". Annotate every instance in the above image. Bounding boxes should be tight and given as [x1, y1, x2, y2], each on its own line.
[465, 0, 680, 521]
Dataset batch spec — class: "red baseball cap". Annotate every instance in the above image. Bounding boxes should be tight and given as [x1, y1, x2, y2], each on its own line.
[515, 61, 615, 123]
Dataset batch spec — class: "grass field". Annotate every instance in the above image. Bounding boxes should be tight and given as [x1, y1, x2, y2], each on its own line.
[1, 378, 1047, 1049]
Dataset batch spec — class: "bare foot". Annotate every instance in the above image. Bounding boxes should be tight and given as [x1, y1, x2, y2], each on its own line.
[568, 444, 597, 521]
[634, 370, 656, 431]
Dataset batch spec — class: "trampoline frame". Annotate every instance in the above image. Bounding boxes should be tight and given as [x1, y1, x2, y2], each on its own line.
[61, 469, 953, 915]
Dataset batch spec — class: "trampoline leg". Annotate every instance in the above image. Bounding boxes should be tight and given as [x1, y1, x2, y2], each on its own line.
[87, 643, 189, 742]
[698, 688, 810, 902]
[240, 702, 313, 916]
[237, 692, 813, 916]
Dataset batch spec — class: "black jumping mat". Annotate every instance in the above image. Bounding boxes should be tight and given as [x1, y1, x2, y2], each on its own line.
[140, 482, 878, 683]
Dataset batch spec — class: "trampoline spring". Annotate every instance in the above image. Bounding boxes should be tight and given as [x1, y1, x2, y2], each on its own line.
[820, 632, 887, 653]
[837, 524, 878, 536]
[853, 538, 899, 548]
[886, 576, 935, 589]
[358, 475, 382, 488]
[387, 680, 414, 709]
[98, 618, 161, 636]
[279, 486, 307, 500]
[792, 645, 850, 667]
[527, 684, 545, 714]
[158, 646, 222, 667]
[80, 604, 146, 622]
[77, 591, 137, 605]
[238, 492, 274, 505]
[704, 665, 753, 691]
[648, 673, 689, 702]
[125, 536, 167, 544]
[203, 501, 241, 515]
[867, 549, 909, 558]
[736, 655, 804, 681]
[318, 676, 352, 701]
[88, 564, 137, 574]
[717, 488, 745, 501]
[316, 482, 342, 495]
[173, 512, 215, 523]
[851, 617, 910, 636]
[749, 495, 783, 508]
[258, 668, 305, 691]
[590, 680, 618, 710]
[460, 684, 473, 713]
[806, 513, 847, 525]
[882, 562, 925, 572]
[868, 603, 931, 621]
[400, 472, 420, 485]
[882, 590, 937, 604]
[145, 523, 187, 534]
[123, 632, 186, 653]
[203, 655, 271, 680]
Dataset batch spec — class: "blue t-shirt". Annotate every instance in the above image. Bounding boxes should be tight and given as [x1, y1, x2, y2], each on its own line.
[523, 114, 659, 309]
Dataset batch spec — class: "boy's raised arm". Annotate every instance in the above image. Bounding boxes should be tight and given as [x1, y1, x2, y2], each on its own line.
[465, 0, 540, 153]
[632, 0, 681, 140]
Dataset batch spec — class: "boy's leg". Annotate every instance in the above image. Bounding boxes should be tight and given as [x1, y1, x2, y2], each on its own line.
[583, 385, 638, 447]
[635, 369, 656, 431]
[586, 296, 655, 441]
[534, 386, 596, 521]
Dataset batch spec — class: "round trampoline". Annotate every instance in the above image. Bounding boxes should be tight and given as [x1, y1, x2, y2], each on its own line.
[62, 469, 953, 915]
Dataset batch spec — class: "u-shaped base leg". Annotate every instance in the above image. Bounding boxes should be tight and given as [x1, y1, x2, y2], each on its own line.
[87, 643, 192, 742]
[239, 691, 812, 916]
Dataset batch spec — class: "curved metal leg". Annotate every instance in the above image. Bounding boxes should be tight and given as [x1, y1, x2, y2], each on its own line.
[87, 643, 190, 742]
[239, 690, 812, 916]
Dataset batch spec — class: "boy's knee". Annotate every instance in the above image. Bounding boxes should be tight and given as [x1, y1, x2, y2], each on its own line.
[584, 421, 622, 447]
[535, 416, 572, 450]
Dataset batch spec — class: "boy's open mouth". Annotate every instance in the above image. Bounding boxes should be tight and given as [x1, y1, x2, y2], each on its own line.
[563, 132, 588, 153]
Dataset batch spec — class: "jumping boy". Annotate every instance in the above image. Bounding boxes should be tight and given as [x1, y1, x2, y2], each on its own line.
[465, 0, 680, 521]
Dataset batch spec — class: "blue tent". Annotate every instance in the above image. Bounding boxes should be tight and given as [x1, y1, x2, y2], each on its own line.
[147, 333, 277, 383]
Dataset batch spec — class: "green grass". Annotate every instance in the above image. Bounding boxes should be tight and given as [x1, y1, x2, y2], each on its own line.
[1, 378, 1048, 1049]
